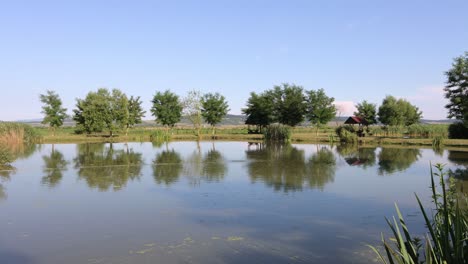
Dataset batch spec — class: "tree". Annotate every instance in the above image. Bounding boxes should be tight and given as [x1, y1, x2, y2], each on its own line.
[354, 100, 377, 125]
[269, 83, 306, 126]
[444, 52, 468, 126]
[305, 88, 336, 134]
[201, 92, 229, 136]
[126, 96, 146, 135]
[73, 88, 129, 136]
[378, 95, 422, 126]
[150, 90, 182, 129]
[182, 90, 203, 135]
[242, 92, 274, 132]
[39, 90, 68, 135]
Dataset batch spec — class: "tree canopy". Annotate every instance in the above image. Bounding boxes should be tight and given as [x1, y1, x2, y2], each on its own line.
[305, 88, 336, 128]
[150, 90, 182, 128]
[378, 95, 422, 126]
[354, 100, 377, 125]
[269, 83, 306, 126]
[201, 92, 229, 133]
[73, 88, 129, 136]
[127, 96, 146, 133]
[444, 52, 468, 126]
[39, 90, 68, 133]
[242, 92, 275, 130]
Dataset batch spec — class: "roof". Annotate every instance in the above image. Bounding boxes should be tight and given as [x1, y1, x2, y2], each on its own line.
[344, 116, 368, 125]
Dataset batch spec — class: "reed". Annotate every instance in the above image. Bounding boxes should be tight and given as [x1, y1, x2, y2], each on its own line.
[335, 125, 358, 143]
[263, 124, 291, 142]
[0, 122, 40, 145]
[369, 164, 468, 264]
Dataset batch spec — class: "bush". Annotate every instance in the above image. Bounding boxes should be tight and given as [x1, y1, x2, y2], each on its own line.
[448, 122, 468, 139]
[335, 125, 358, 143]
[263, 124, 291, 142]
[0, 146, 13, 167]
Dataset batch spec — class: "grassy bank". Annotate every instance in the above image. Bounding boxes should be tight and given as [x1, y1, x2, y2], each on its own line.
[34, 124, 468, 147]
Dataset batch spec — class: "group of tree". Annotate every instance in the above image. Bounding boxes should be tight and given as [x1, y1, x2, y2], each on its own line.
[39, 88, 229, 137]
[353, 96, 422, 127]
[73, 88, 145, 136]
[242, 83, 337, 132]
[151, 90, 229, 135]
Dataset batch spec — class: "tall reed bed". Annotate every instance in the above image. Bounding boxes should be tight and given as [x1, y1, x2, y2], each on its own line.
[263, 124, 291, 142]
[370, 164, 468, 263]
[0, 122, 40, 145]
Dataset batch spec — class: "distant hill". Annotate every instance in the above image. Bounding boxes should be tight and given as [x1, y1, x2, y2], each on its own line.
[12, 115, 457, 127]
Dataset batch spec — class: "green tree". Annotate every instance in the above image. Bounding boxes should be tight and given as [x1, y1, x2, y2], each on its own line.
[242, 92, 274, 132]
[269, 83, 306, 126]
[150, 90, 182, 130]
[126, 96, 146, 135]
[378, 95, 422, 126]
[201, 92, 229, 136]
[182, 90, 203, 136]
[110, 89, 129, 136]
[354, 100, 377, 125]
[444, 52, 468, 126]
[305, 88, 336, 134]
[39, 90, 68, 135]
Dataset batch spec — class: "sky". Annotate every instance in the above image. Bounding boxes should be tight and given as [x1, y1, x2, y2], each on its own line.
[0, 0, 467, 121]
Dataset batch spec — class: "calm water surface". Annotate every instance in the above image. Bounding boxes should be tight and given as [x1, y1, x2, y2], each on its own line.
[1, 141, 467, 264]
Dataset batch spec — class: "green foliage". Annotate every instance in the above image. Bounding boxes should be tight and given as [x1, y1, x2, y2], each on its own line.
[243, 92, 275, 130]
[149, 130, 170, 142]
[151, 90, 182, 128]
[263, 124, 292, 142]
[182, 90, 203, 134]
[306, 88, 337, 128]
[444, 52, 468, 125]
[127, 96, 146, 131]
[201, 92, 229, 134]
[73, 88, 129, 136]
[448, 122, 468, 139]
[269, 83, 307, 126]
[378, 95, 422, 126]
[369, 164, 468, 264]
[39, 90, 68, 132]
[0, 146, 13, 167]
[335, 125, 358, 143]
[354, 100, 377, 125]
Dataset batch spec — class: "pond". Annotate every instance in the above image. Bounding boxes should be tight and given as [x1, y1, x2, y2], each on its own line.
[0, 141, 467, 264]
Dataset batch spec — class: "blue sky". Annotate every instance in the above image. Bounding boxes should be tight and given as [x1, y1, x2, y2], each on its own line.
[1, 0, 467, 121]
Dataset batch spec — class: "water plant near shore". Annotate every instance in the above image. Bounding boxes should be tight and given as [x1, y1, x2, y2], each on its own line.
[263, 124, 291, 142]
[369, 164, 468, 263]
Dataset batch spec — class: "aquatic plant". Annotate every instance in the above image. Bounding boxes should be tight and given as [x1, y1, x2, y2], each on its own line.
[149, 130, 171, 142]
[263, 124, 291, 142]
[369, 164, 468, 263]
[0, 122, 40, 144]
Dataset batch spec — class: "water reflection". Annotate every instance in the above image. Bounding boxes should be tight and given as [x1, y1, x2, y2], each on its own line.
[152, 143, 228, 186]
[41, 145, 68, 187]
[202, 148, 227, 181]
[74, 143, 143, 191]
[336, 145, 377, 168]
[246, 144, 336, 192]
[378, 148, 421, 175]
[153, 149, 183, 186]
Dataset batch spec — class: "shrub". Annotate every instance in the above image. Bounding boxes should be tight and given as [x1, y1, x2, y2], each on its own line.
[335, 125, 358, 143]
[0, 146, 13, 167]
[448, 122, 468, 139]
[263, 124, 291, 142]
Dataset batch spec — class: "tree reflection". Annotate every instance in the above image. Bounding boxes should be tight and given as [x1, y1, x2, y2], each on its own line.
[246, 144, 336, 192]
[448, 151, 468, 166]
[74, 143, 143, 191]
[153, 149, 183, 186]
[201, 144, 227, 182]
[41, 146, 68, 188]
[336, 144, 376, 168]
[378, 148, 421, 175]
[307, 147, 336, 189]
